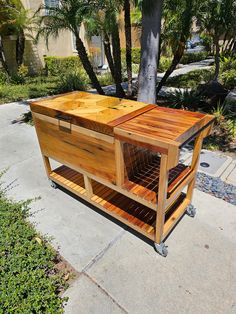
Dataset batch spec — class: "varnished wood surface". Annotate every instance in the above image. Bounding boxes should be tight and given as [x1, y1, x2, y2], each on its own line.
[30, 91, 154, 135]
[114, 106, 215, 148]
[33, 113, 117, 183]
[49, 165, 188, 241]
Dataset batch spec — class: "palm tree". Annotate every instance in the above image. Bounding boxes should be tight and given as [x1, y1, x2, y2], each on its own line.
[156, 0, 196, 95]
[85, 2, 125, 97]
[37, 0, 104, 95]
[124, 0, 132, 96]
[0, 0, 36, 68]
[137, 0, 163, 103]
[199, 0, 236, 80]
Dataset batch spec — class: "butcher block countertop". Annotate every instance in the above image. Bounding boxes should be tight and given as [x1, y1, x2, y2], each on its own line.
[31, 91, 215, 143]
[30, 91, 155, 135]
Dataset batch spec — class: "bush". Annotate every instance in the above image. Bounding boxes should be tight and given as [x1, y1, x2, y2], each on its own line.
[181, 52, 208, 64]
[166, 68, 214, 89]
[220, 55, 236, 72]
[0, 178, 68, 313]
[44, 56, 82, 76]
[121, 48, 141, 65]
[57, 69, 88, 93]
[200, 34, 213, 53]
[0, 70, 10, 84]
[166, 89, 206, 111]
[204, 104, 235, 151]
[98, 72, 114, 86]
[220, 69, 236, 89]
[158, 56, 172, 72]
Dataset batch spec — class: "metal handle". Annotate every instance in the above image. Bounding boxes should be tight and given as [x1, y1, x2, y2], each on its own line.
[56, 113, 72, 133]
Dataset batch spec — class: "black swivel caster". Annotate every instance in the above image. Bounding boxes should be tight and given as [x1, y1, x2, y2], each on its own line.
[49, 180, 58, 189]
[186, 204, 196, 218]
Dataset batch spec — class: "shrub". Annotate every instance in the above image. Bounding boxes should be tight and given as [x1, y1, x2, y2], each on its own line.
[200, 34, 213, 53]
[0, 178, 68, 313]
[98, 72, 114, 86]
[166, 89, 206, 111]
[220, 55, 236, 72]
[220, 69, 236, 90]
[158, 56, 172, 72]
[204, 104, 235, 151]
[18, 64, 29, 78]
[57, 69, 88, 93]
[181, 51, 208, 64]
[0, 70, 10, 84]
[44, 56, 82, 76]
[166, 68, 214, 89]
[121, 48, 141, 65]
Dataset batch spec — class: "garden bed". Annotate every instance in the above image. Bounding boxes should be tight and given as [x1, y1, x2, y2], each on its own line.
[0, 177, 74, 313]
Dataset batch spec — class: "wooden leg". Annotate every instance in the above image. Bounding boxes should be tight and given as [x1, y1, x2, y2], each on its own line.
[115, 139, 125, 187]
[155, 154, 169, 244]
[42, 155, 52, 177]
[186, 134, 203, 202]
[84, 174, 93, 199]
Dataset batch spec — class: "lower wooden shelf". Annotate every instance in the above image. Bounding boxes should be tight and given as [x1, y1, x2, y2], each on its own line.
[49, 165, 189, 241]
[123, 154, 191, 203]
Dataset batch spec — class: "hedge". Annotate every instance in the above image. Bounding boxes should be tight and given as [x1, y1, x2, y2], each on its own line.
[44, 56, 82, 76]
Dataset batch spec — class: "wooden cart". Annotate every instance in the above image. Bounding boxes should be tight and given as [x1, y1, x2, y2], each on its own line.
[30, 91, 215, 256]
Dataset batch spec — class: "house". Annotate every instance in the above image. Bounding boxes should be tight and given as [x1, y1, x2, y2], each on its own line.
[2, 0, 140, 74]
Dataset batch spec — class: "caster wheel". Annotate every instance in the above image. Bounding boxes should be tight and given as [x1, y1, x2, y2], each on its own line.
[154, 242, 168, 257]
[186, 204, 196, 217]
[49, 180, 58, 189]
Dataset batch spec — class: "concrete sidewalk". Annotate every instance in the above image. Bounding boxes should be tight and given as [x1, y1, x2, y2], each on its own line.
[0, 102, 236, 314]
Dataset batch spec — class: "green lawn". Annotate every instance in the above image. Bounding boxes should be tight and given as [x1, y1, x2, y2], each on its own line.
[0, 177, 68, 313]
[0, 76, 61, 105]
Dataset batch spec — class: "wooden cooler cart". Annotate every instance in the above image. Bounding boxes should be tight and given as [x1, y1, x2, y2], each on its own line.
[30, 92, 215, 256]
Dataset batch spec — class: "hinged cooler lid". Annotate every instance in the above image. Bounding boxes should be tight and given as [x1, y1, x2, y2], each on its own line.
[30, 91, 155, 135]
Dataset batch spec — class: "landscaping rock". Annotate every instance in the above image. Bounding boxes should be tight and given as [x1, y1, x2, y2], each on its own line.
[224, 88, 236, 113]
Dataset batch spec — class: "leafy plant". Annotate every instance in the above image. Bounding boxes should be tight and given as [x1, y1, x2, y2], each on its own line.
[200, 33, 213, 53]
[166, 89, 206, 110]
[57, 69, 89, 93]
[203, 103, 235, 151]
[158, 56, 172, 72]
[220, 69, 236, 90]
[44, 56, 82, 76]
[98, 72, 114, 86]
[0, 176, 68, 313]
[220, 55, 236, 72]
[166, 68, 214, 89]
[180, 52, 208, 65]
[0, 70, 10, 84]
[18, 64, 29, 78]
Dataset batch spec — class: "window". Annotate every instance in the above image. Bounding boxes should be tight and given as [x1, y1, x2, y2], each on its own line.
[44, 0, 59, 15]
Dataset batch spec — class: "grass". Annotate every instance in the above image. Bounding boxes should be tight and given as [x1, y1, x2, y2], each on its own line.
[0, 76, 62, 105]
[165, 68, 214, 89]
[0, 176, 69, 313]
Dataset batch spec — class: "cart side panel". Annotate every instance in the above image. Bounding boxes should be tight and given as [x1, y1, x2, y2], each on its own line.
[33, 114, 116, 184]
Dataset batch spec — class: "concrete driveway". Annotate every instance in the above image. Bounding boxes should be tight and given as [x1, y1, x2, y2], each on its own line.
[0, 101, 236, 314]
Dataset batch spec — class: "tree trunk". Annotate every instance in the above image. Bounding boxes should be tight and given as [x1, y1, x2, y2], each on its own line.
[124, 0, 132, 96]
[156, 0, 193, 95]
[214, 37, 220, 81]
[16, 28, 25, 67]
[137, 0, 163, 104]
[111, 21, 125, 98]
[103, 32, 124, 95]
[75, 34, 104, 95]
[103, 33, 115, 77]
[156, 38, 185, 94]
[0, 36, 9, 74]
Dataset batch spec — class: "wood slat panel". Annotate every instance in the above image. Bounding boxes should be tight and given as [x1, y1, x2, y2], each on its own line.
[115, 107, 215, 147]
[49, 165, 188, 242]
